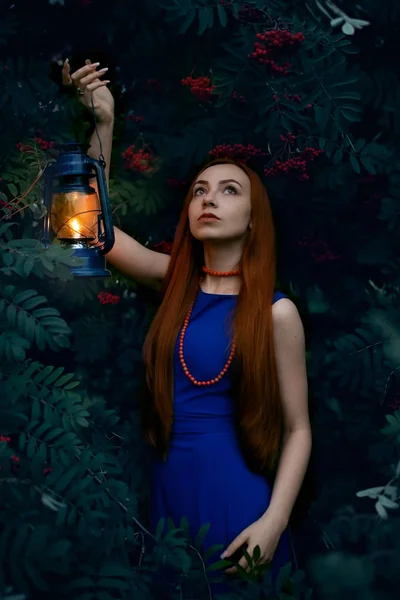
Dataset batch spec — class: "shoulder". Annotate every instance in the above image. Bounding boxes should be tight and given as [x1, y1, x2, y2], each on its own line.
[272, 292, 305, 344]
[272, 290, 297, 313]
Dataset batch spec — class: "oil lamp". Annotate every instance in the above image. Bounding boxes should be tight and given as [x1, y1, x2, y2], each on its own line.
[42, 141, 115, 276]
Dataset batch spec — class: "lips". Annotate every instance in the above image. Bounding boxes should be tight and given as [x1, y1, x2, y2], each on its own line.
[199, 213, 220, 220]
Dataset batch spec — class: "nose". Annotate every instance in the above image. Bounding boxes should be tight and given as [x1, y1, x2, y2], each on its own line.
[202, 193, 216, 207]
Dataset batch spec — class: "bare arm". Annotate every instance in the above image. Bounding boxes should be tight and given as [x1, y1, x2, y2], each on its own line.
[62, 58, 170, 290]
[262, 298, 311, 530]
[87, 120, 170, 291]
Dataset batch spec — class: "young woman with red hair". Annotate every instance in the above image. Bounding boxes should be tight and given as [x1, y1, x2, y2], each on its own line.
[63, 60, 312, 590]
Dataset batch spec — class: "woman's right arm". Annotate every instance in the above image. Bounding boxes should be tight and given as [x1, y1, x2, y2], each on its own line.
[87, 121, 170, 291]
[98, 222, 170, 291]
[63, 59, 170, 291]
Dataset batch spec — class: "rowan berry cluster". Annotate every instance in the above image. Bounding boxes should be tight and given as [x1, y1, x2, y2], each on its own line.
[209, 143, 267, 161]
[239, 4, 264, 21]
[154, 241, 173, 255]
[280, 133, 296, 144]
[0, 435, 11, 443]
[97, 291, 121, 305]
[232, 91, 246, 103]
[34, 136, 55, 150]
[272, 94, 313, 110]
[181, 76, 216, 101]
[16, 136, 55, 153]
[264, 147, 323, 181]
[146, 79, 163, 92]
[249, 29, 305, 75]
[285, 94, 301, 102]
[388, 392, 400, 411]
[297, 236, 342, 263]
[127, 114, 144, 123]
[122, 145, 153, 173]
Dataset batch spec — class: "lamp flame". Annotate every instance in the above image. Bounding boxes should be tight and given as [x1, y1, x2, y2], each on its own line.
[71, 218, 81, 238]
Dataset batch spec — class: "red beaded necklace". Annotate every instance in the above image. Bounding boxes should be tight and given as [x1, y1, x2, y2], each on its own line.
[178, 266, 241, 386]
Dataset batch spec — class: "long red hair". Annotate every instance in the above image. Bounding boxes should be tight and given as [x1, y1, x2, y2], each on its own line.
[141, 157, 283, 476]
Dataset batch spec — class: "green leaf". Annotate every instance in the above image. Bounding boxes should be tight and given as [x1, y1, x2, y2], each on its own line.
[64, 380, 81, 390]
[22, 295, 47, 311]
[32, 307, 60, 319]
[8, 183, 18, 198]
[359, 155, 376, 174]
[54, 464, 84, 494]
[333, 149, 343, 165]
[155, 518, 165, 541]
[25, 561, 49, 591]
[14, 289, 38, 305]
[314, 104, 331, 131]
[178, 6, 196, 35]
[53, 372, 76, 388]
[354, 138, 366, 152]
[23, 258, 35, 277]
[253, 544, 261, 563]
[49, 539, 72, 558]
[206, 558, 231, 572]
[31, 399, 41, 422]
[217, 3, 228, 27]
[341, 108, 362, 122]
[194, 522, 210, 549]
[43, 366, 66, 386]
[342, 22, 355, 35]
[204, 543, 224, 562]
[43, 427, 66, 442]
[6, 303, 17, 326]
[198, 6, 213, 36]
[349, 154, 361, 173]
[26, 438, 36, 460]
[18, 433, 26, 452]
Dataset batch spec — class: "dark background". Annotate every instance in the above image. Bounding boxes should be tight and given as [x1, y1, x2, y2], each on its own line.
[0, 1, 399, 599]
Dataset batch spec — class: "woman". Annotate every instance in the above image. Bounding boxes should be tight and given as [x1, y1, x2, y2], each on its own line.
[62, 59, 312, 589]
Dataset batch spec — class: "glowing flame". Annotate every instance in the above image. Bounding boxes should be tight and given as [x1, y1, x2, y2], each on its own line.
[71, 218, 81, 238]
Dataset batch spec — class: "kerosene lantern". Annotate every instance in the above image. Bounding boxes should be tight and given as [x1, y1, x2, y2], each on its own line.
[42, 141, 115, 277]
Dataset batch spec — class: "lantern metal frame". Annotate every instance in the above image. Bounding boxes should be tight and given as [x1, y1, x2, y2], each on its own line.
[42, 141, 115, 277]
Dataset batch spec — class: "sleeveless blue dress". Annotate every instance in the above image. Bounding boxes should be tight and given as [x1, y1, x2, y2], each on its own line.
[150, 288, 292, 594]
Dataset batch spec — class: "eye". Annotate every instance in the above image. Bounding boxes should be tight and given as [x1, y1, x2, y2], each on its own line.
[193, 187, 205, 196]
[224, 185, 238, 194]
[193, 185, 238, 196]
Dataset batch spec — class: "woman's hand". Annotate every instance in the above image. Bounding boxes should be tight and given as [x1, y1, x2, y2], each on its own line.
[221, 513, 284, 575]
[62, 58, 115, 124]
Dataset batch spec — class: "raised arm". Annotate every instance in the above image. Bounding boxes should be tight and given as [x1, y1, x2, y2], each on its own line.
[62, 58, 170, 290]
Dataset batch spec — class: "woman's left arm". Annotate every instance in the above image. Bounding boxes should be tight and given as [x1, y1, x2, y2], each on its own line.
[261, 297, 312, 530]
[221, 299, 312, 570]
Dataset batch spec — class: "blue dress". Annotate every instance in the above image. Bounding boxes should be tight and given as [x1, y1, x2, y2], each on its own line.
[150, 287, 292, 594]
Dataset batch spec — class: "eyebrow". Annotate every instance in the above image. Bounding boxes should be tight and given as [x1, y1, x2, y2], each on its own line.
[194, 179, 243, 189]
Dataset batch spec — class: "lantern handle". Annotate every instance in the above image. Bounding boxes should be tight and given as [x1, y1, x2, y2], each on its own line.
[84, 156, 115, 255]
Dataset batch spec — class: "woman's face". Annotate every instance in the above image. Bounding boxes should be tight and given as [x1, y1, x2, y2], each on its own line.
[188, 164, 252, 243]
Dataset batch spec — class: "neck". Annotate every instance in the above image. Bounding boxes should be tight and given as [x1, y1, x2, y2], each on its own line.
[201, 242, 243, 294]
[202, 241, 243, 272]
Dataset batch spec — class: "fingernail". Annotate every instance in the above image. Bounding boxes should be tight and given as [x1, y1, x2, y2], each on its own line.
[64, 58, 69, 65]
[99, 67, 108, 72]
[92, 62, 100, 67]
[220, 552, 227, 559]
